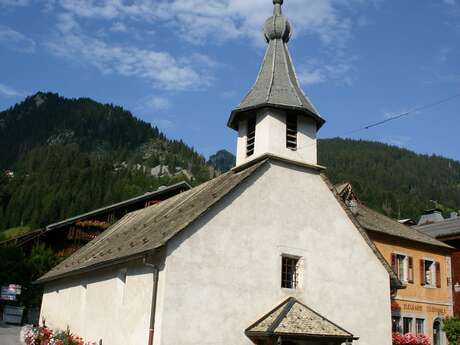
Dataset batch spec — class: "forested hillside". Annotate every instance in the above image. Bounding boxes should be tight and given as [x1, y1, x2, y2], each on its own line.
[318, 138, 460, 220]
[0, 93, 213, 234]
[1, 93, 459, 238]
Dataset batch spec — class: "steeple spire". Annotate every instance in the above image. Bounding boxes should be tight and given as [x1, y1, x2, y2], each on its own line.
[229, 0, 325, 168]
[227, 0, 325, 131]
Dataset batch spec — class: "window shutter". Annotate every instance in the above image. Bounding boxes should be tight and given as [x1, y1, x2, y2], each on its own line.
[408, 257, 414, 283]
[436, 262, 441, 288]
[391, 253, 397, 272]
[420, 259, 425, 286]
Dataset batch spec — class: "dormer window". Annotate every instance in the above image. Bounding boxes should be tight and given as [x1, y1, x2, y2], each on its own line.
[286, 114, 297, 150]
[246, 118, 256, 157]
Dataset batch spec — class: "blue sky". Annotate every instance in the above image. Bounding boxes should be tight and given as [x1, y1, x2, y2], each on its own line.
[0, 0, 459, 161]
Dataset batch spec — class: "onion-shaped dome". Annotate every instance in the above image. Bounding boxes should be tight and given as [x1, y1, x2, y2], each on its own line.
[264, 14, 292, 43]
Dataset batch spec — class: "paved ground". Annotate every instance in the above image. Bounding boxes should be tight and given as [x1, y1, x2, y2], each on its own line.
[0, 322, 22, 345]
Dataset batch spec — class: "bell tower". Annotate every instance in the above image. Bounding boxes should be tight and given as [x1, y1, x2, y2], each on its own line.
[228, 0, 325, 167]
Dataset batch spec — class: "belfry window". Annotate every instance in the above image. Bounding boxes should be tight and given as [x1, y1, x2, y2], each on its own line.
[246, 118, 256, 157]
[286, 114, 298, 150]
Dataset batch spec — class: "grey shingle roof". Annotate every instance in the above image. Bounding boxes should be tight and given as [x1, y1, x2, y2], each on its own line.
[246, 297, 355, 340]
[37, 160, 267, 284]
[227, 1, 325, 130]
[356, 204, 452, 249]
[333, 182, 452, 250]
[415, 218, 460, 239]
[37, 155, 404, 286]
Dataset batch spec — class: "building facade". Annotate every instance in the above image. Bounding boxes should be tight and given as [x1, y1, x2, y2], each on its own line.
[336, 184, 453, 345]
[38, 1, 399, 345]
[415, 210, 460, 317]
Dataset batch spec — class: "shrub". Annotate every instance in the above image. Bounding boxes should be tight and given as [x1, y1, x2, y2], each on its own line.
[392, 332, 431, 345]
[22, 325, 97, 345]
[444, 318, 460, 345]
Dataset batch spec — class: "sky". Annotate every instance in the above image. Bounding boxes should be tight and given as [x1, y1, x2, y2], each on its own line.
[0, 0, 459, 161]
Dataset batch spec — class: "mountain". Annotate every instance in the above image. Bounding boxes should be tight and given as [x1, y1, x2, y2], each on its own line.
[318, 138, 460, 220]
[1, 93, 459, 237]
[207, 150, 236, 172]
[0, 93, 213, 234]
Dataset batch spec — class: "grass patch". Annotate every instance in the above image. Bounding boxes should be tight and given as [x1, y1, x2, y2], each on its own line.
[0, 226, 32, 241]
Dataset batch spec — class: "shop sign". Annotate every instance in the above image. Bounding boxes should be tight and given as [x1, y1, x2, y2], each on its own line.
[1, 284, 22, 301]
[400, 301, 447, 315]
[427, 306, 447, 315]
[403, 303, 423, 312]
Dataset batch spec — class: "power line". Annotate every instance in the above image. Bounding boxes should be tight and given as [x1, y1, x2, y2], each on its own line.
[344, 93, 460, 135]
[293, 92, 460, 154]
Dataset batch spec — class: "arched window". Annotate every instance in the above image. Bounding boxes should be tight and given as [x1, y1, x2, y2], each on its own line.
[433, 319, 442, 345]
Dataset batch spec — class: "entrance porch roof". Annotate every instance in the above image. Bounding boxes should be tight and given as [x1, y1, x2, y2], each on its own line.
[245, 297, 357, 343]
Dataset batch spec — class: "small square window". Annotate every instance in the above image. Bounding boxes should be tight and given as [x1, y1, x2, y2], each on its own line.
[281, 256, 300, 289]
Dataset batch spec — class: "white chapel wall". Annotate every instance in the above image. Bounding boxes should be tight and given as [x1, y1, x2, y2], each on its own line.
[154, 160, 392, 345]
[40, 263, 153, 345]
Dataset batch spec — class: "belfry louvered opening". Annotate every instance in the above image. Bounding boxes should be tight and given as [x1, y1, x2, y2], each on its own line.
[286, 114, 298, 150]
[246, 118, 256, 157]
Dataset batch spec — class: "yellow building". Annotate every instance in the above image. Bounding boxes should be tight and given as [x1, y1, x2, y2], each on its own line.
[336, 183, 453, 345]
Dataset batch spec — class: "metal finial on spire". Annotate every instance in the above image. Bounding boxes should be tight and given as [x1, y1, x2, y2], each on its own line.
[273, 0, 283, 15]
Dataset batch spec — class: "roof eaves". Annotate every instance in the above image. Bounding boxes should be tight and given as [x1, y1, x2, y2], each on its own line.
[228, 103, 325, 130]
[35, 250, 150, 285]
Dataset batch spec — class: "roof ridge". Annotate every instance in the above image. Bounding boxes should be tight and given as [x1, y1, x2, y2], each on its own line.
[267, 297, 296, 333]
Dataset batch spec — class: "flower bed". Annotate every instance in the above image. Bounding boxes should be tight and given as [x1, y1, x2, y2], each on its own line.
[21, 325, 97, 345]
[393, 332, 431, 345]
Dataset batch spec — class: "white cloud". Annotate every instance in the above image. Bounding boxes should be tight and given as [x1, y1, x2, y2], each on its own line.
[156, 118, 175, 130]
[0, 83, 23, 97]
[0, 25, 36, 53]
[46, 0, 360, 48]
[46, 14, 214, 91]
[384, 135, 411, 148]
[110, 22, 127, 33]
[298, 61, 353, 86]
[145, 96, 171, 111]
[382, 107, 421, 120]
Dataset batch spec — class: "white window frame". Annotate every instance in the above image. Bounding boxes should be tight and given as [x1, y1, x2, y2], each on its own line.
[395, 252, 409, 284]
[403, 316, 413, 334]
[423, 258, 436, 288]
[416, 318, 426, 335]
